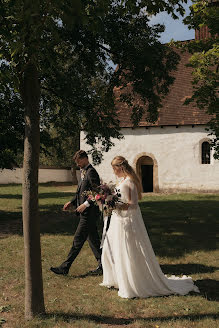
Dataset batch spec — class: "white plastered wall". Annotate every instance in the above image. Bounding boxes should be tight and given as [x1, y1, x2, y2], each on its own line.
[0, 168, 73, 184]
[80, 125, 219, 192]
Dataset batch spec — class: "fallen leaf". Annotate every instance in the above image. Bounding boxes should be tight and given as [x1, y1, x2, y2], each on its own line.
[0, 306, 11, 313]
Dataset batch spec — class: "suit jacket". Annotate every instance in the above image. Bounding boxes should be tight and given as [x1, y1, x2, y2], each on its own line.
[70, 164, 100, 210]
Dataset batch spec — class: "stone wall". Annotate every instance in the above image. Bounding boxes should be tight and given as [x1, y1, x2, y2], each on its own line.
[0, 168, 80, 184]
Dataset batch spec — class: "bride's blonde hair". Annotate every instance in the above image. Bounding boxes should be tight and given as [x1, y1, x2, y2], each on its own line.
[111, 156, 142, 200]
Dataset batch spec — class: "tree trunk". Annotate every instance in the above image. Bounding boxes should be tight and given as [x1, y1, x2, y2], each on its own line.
[22, 62, 45, 319]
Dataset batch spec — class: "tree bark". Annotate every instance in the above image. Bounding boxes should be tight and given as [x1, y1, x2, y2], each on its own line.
[22, 62, 45, 319]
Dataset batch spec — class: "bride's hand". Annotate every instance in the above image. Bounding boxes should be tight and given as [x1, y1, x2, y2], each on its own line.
[117, 203, 129, 210]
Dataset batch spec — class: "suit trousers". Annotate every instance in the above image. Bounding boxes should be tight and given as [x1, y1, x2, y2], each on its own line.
[61, 209, 101, 270]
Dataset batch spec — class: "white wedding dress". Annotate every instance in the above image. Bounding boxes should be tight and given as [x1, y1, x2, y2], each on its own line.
[100, 177, 199, 299]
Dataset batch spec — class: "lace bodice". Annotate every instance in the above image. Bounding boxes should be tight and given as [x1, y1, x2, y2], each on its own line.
[116, 177, 138, 211]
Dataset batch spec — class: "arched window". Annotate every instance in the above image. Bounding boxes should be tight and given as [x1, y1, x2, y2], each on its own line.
[202, 141, 211, 164]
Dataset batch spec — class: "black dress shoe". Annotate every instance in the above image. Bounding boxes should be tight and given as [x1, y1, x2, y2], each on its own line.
[89, 264, 103, 276]
[50, 266, 69, 275]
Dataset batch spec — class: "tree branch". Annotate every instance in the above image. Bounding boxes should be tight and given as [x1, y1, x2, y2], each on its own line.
[98, 43, 115, 55]
[41, 85, 92, 110]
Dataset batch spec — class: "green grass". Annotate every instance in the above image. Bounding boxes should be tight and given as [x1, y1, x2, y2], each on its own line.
[0, 184, 218, 328]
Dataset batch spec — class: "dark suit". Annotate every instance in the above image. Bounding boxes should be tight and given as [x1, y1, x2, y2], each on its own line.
[60, 164, 101, 271]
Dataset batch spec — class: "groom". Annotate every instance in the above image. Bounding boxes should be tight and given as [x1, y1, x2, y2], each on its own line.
[50, 150, 102, 275]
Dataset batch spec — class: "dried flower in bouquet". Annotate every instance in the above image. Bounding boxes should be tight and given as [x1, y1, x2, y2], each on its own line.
[83, 181, 122, 217]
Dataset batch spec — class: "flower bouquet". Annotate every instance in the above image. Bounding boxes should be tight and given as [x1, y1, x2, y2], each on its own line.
[83, 181, 122, 216]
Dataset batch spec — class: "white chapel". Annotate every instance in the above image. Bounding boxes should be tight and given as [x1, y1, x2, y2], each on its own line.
[81, 30, 219, 193]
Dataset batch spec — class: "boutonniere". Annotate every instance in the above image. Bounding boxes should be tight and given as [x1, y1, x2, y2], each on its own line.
[80, 169, 86, 180]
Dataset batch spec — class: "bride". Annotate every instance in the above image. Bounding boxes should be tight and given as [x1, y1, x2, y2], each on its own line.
[100, 156, 199, 299]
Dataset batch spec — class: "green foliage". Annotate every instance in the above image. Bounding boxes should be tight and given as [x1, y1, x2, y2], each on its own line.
[182, 0, 219, 158]
[1, 0, 187, 167]
[0, 62, 24, 169]
[39, 129, 79, 167]
[183, 0, 219, 36]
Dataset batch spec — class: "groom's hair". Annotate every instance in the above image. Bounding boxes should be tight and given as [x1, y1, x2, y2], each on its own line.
[73, 150, 88, 161]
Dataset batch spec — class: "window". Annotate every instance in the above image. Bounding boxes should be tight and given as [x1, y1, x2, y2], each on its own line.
[202, 141, 211, 164]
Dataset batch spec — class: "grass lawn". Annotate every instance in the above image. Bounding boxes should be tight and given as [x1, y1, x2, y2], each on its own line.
[0, 183, 218, 328]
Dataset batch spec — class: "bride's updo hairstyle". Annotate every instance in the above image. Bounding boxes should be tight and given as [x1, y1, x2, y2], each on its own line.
[111, 156, 142, 200]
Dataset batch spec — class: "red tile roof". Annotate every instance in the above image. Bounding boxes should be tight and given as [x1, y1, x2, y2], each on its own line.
[116, 49, 211, 128]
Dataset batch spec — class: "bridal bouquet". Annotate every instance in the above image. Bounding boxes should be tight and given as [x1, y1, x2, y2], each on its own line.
[83, 181, 122, 216]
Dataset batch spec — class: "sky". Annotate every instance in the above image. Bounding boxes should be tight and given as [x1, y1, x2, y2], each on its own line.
[149, 0, 194, 43]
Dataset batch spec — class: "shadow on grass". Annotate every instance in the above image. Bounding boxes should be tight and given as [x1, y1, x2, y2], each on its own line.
[43, 312, 219, 326]
[139, 198, 218, 257]
[0, 210, 23, 237]
[67, 270, 103, 279]
[160, 263, 219, 275]
[0, 194, 22, 199]
[40, 211, 81, 236]
[0, 194, 218, 258]
[195, 279, 219, 301]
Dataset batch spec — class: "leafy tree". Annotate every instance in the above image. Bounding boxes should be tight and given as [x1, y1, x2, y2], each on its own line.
[39, 125, 80, 185]
[0, 0, 187, 318]
[0, 62, 24, 168]
[182, 0, 219, 158]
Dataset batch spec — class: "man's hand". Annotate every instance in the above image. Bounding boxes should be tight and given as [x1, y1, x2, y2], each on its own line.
[63, 201, 72, 211]
[76, 204, 87, 213]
